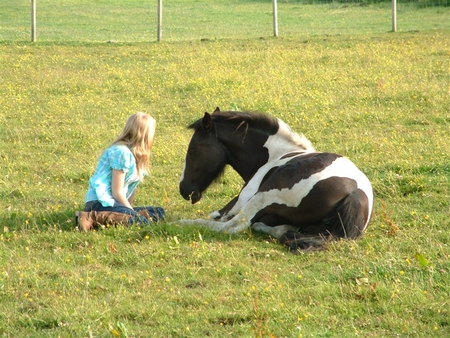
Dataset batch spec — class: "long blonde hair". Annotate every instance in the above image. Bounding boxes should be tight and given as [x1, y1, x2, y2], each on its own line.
[112, 112, 156, 180]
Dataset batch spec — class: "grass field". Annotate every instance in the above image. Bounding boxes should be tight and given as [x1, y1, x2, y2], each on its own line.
[1, 0, 450, 337]
[1, 0, 450, 42]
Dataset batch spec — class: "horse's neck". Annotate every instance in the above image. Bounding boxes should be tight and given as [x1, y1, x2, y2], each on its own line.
[219, 120, 314, 182]
[264, 120, 314, 161]
[263, 135, 311, 162]
[219, 128, 270, 182]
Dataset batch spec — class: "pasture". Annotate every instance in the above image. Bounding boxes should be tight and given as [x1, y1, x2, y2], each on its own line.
[1, 1, 450, 337]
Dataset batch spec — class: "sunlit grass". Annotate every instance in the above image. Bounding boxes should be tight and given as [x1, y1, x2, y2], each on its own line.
[0, 16, 449, 338]
[1, 0, 450, 42]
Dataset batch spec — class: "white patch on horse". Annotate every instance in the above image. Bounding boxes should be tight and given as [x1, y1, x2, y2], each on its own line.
[264, 119, 314, 162]
[224, 153, 307, 218]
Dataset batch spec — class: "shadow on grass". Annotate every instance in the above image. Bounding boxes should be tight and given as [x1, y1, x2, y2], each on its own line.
[1, 209, 270, 243]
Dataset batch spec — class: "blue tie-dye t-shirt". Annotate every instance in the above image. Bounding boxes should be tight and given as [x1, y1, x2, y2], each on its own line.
[85, 144, 141, 207]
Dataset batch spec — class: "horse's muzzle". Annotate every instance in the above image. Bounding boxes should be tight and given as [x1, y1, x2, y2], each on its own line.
[189, 191, 202, 204]
[180, 185, 202, 204]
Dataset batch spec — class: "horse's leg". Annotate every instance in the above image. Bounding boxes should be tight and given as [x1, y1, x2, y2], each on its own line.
[209, 196, 239, 221]
[180, 213, 250, 233]
[251, 222, 297, 239]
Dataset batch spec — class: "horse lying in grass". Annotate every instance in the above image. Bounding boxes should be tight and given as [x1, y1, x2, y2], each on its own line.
[179, 108, 373, 252]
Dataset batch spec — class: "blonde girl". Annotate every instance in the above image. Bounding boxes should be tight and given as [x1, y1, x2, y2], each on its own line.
[82, 112, 165, 227]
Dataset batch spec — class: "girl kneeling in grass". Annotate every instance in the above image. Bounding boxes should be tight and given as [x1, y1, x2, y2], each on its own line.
[76, 112, 165, 231]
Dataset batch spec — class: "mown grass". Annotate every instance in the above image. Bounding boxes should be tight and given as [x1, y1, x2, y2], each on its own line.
[1, 0, 449, 42]
[1, 1, 450, 337]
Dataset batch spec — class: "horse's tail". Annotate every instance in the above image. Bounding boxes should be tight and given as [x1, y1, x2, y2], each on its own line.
[280, 189, 370, 252]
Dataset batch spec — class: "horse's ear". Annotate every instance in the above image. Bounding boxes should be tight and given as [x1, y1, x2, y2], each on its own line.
[212, 107, 221, 114]
[202, 112, 212, 132]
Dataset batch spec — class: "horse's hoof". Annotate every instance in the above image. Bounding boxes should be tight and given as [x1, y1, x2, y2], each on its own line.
[251, 222, 266, 232]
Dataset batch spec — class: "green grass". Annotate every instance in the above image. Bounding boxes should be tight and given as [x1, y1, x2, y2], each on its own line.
[1, 1, 450, 337]
[1, 0, 449, 42]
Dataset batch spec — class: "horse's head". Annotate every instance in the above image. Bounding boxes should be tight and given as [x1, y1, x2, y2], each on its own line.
[179, 108, 227, 204]
[180, 107, 313, 204]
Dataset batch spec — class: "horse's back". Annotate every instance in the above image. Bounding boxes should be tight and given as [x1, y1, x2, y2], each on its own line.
[246, 151, 373, 235]
[260, 152, 372, 200]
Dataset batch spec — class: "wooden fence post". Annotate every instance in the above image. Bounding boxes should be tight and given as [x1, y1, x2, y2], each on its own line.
[273, 0, 278, 37]
[31, 0, 36, 42]
[157, 0, 162, 41]
[392, 0, 397, 32]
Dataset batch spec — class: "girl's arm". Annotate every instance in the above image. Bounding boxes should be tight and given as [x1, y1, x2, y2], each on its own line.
[128, 190, 136, 205]
[111, 169, 133, 209]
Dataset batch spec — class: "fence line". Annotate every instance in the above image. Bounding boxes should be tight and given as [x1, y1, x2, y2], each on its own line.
[27, 0, 282, 42]
[1, 0, 448, 43]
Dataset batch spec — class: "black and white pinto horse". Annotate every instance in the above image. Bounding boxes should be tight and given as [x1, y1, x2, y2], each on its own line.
[179, 108, 373, 251]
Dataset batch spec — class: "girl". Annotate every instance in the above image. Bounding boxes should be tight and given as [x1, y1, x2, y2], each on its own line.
[76, 112, 165, 231]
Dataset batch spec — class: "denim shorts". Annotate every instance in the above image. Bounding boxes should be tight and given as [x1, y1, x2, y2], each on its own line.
[84, 200, 165, 224]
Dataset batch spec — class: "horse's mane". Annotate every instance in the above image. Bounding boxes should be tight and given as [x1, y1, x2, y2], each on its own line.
[188, 110, 314, 152]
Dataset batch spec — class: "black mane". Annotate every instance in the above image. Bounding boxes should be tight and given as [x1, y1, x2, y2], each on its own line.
[188, 110, 279, 135]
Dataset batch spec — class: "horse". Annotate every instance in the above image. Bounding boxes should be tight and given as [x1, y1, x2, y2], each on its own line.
[179, 107, 373, 252]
